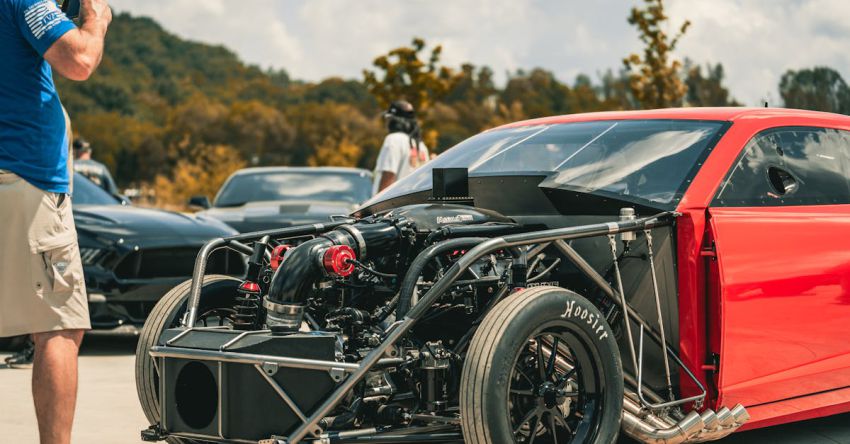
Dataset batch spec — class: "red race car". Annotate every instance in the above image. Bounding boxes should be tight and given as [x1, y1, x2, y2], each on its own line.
[136, 107, 850, 444]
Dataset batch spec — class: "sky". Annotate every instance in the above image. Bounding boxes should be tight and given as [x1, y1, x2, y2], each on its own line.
[108, 0, 850, 107]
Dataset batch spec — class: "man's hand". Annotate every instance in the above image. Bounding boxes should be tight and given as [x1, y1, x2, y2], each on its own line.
[80, 0, 113, 30]
[44, 0, 112, 81]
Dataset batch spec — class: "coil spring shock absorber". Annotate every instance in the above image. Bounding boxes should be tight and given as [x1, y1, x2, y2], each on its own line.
[233, 281, 262, 330]
[233, 237, 270, 330]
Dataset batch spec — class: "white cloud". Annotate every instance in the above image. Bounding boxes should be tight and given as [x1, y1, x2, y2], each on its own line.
[108, 0, 850, 107]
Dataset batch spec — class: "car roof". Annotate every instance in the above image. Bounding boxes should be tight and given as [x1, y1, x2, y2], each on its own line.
[230, 166, 373, 176]
[496, 107, 850, 129]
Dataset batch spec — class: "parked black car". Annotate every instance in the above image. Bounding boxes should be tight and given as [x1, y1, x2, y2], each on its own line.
[191, 167, 373, 232]
[72, 173, 244, 331]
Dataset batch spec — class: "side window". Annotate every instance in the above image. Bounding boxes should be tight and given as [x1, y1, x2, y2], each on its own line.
[713, 127, 850, 206]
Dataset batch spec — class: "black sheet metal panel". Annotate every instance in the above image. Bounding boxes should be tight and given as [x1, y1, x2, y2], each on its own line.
[161, 329, 339, 441]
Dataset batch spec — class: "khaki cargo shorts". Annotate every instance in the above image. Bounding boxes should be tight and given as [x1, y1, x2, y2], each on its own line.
[0, 170, 90, 337]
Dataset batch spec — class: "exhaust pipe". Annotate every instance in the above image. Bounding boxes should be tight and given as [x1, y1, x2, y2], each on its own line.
[686, 404, 749, 443]
[623, 410, 704, 444]
[623, 399, 749, 444]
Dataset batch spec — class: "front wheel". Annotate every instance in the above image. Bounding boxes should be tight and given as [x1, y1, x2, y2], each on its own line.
[135, 275, 241, 444]
[461, 286, 624, 444]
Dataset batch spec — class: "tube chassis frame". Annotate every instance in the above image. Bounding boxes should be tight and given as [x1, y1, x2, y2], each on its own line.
[149, 212, 706, 443]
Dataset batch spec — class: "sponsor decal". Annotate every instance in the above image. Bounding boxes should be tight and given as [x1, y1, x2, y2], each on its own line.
[527, 281, 560, 288]
[436, 214, 474, 224]
[560, 300, 609, 341]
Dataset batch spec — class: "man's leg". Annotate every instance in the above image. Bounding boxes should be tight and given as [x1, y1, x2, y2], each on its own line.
[31, 329, 85, 444]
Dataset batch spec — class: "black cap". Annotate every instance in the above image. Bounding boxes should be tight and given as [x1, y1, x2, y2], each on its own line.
[73, 138, 91, 152]
[384, 100, 415, 120]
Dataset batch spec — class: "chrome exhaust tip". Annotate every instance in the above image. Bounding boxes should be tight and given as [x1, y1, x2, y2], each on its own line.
[683, 404, 750, 443]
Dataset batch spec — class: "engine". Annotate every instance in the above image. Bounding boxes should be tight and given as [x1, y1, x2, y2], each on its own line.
[256, 203, 519, 424]
[152, 203, 536, 441]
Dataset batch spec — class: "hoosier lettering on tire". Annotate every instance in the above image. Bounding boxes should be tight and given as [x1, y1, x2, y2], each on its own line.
[460, 286, 624, 444]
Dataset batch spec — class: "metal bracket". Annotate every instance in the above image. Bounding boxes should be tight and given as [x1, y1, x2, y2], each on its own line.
[328, 368, 346, 382]
[262, 362, 279, 377]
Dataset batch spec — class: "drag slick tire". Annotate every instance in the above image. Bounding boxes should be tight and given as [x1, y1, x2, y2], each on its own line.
[135, 275, 240, 444]
[461, 286, 623, 444]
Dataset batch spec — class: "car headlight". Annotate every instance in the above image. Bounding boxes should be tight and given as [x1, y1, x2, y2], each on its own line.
[79, 247, 105, 265]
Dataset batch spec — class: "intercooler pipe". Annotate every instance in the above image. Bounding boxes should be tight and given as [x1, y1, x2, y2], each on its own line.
[265, 222, 402, 331]
[396, 238, 488, 318]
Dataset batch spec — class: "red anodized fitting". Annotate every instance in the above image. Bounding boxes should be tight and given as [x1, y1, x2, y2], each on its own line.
[270, 244, 292, 271]
[323, 245, 356, 277]
[238, 281, 261, 293]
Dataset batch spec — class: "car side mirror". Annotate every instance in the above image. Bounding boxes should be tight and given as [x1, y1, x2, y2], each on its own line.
[188, 195, 212, 210]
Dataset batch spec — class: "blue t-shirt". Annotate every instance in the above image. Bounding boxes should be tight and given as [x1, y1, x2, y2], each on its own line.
[0, 0, 76, 193]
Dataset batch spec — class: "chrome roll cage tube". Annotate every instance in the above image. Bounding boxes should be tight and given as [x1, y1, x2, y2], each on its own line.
[165, 211, 718, 444]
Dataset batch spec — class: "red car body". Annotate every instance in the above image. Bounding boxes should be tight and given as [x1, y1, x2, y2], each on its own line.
[511, 107, 850, 430]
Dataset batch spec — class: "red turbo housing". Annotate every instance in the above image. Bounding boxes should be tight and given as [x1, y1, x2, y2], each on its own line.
[323, 245, 356, 277]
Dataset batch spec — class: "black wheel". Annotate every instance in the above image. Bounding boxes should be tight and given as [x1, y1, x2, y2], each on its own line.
[135, 275, 241, 444]
[461, 286, 623, 444]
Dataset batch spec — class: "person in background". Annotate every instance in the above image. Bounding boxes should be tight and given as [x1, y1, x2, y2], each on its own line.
[74, 137, 118, 194]
[0, 0, 112, 443]
[373, 100, 430, 193]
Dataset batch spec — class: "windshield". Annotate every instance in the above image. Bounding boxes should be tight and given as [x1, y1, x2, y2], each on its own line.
[215, 170, 373, 207]
[364, 119, 725, 209]
[71, 173, 120, 205]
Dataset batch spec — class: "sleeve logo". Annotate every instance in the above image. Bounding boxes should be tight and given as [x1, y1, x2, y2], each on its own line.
[24, 0, 66, 40]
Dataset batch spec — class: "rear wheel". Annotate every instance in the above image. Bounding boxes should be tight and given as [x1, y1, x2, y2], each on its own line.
[135, 275, 240, 444]
[461, 286, 623, 444]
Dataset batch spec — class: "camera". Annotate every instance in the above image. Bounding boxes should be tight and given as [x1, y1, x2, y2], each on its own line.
[60, 0, 80, 19]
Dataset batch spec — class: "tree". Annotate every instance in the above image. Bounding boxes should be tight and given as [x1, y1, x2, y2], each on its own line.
[780, 67, 850, 114]
[308, 137, 363, 168]
[363, 38, 458, 112]
[153, 144, 246, 208]
[501, 68, 573, 118]
[623, 0, 690, 109]
[684, 60, 740, 107]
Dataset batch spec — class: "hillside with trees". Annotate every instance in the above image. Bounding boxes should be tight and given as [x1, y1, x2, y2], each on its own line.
[58, 1, 850, 208]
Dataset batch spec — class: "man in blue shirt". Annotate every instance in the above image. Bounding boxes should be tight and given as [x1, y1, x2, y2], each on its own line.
[0, 0, 111, 442]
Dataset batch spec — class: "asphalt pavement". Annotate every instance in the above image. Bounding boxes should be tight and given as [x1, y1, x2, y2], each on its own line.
[1, 336, 849, 443]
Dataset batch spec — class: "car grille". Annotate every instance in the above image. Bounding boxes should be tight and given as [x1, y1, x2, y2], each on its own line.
[113, 247, 245, 279]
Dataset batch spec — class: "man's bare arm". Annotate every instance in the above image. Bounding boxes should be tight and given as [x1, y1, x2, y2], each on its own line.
[378, 171, 397, 192]
[44, 0, 112, 81]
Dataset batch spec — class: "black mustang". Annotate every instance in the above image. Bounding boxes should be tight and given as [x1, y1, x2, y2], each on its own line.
[73, 173, 244, 331]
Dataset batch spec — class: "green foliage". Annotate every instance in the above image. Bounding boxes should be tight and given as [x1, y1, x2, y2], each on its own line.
[363, 38, 458, 112]
[684, 60, 740, 107]
[623, 0, 690, 109]
[780, 67, 850, 114]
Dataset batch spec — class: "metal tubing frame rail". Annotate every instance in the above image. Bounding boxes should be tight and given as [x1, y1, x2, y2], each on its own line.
[281, 211, 690, 443]
[161, 211, 707, 443]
